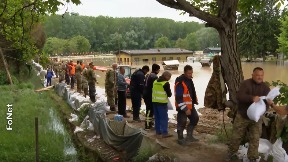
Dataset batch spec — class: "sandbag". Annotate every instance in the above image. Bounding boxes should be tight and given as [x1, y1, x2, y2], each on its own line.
[272, 138, 288, 162]
[247, 96, 266, 122]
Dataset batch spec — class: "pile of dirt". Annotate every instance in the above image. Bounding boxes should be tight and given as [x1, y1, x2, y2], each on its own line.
[197, 108, 233, 134]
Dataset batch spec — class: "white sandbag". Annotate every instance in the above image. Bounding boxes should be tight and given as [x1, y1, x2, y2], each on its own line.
[77, 102, 90, 111]
[247, 96, 266, 122]
[238, 145, 248, 160]
[258, 138, 273, 160]
[74, 126, 84, 134]
[69, 113, 78, 122]
[272, 138, 288, 162]
[87, 120, 94, 131]
[267, 87, 281, 100]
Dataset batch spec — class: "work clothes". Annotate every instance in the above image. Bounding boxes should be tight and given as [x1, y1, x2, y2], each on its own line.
[229, 78, 270, 160]
[143, 73, 158, 129]
[75, 64, 82, 93]
[130, 69, 146, 120]
[105, 69, 117, 109]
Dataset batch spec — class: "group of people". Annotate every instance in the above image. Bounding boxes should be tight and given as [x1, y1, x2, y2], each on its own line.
[50, 59, 98, 102]
[49, 59, 288, 161]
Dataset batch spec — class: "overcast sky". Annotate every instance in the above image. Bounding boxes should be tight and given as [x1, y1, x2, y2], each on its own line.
[57, 0, 202, 22]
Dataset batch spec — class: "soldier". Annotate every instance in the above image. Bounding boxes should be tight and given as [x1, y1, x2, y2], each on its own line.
[53, 60, 61, 78]
[227, 67, 270, 162]
[75, 60, 82, 93]
[87, 62, 97, 102]
[65, 61, 70, 85]
[59, 61, 66, 83]
[105, 63, 118, 111]
[81, 68, 89, 98]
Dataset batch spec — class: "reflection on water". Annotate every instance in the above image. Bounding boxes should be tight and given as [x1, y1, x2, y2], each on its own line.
[48, 109, 78, 161]
[92, 57, 288, 111]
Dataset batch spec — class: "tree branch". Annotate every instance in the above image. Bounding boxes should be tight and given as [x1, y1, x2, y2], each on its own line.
[156, 0, 224, 29]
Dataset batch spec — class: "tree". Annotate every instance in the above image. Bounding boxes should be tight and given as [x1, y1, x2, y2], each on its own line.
[156, 0, 284, 114]
[154, 36, 171, 48]
[185, 32, 200, 51]
[278, 14, 288, 58]
[238, 0, 282, 58]
[175, 38, 188, 49]
[69, 35, 91, 53]
[195, 28, 220, 50]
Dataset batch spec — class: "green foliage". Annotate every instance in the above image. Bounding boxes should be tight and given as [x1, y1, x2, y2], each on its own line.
[0, 0, 81, 62]
[185, 32, 200, 51]
[277, 13, 288, 58]
[269, 80, 288, 105]
[154, 36, 171, 48]
[238, 0, 282, 58]
[175, 38, 188, 49]
[78, 104, 90, 123]
[0, 71, 19, 85]
[43, 35, 91, 55]
[132, 148, 154, 162]
[44, 14, 205, 52]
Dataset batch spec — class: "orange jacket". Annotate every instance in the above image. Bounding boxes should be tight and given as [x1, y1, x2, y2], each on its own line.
[174, 81, 194, 110]
[81, 64, 85, 70]
[69, 64, 75, 75]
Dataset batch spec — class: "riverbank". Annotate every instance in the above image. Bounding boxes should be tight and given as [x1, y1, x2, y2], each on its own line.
[0, 83, 78, 161]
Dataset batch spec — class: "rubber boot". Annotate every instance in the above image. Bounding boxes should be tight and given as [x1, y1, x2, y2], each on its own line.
[186, 126, 199, 142]
[177, 129, 187, 145]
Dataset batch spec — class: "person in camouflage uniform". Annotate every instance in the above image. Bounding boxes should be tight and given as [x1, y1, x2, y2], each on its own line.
[75, 60, 82, 93]
[53, 60, 61, 78]
[81, 67, 89, 98]
[105, 63, 118, 111]
[86, 62, 97, 102]
[59, 61, 66, 83]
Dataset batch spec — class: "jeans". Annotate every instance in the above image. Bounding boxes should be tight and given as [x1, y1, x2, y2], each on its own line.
[144, 97, 154, 128]
[153, 103, 168, 135]
[46, 77, 52, 87]
[70, 75, 75, 89]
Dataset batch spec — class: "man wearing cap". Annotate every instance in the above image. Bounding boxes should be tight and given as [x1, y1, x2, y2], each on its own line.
[87, 62, 97, 102]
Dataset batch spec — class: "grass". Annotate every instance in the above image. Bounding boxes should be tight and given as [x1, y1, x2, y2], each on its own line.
[208, 126, 233, 144]
[0, 84, 77, 162]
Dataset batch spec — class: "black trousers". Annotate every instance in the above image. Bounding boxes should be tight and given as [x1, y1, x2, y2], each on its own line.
[131, 89, 141, 119]
[117, 91, 127, 116]
[88, 82, 96, 102]
[65, 73, 70, 85]
[177, 107, 199, 131]
[70, 75, 75, 89]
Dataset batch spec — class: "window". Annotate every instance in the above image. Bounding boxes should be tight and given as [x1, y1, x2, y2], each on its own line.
[143, 59, 149, 63]
[162, 57, 166, 61]
[177, 57, 181, 61]
[169, 57, 173, 60]
[134, 58, 139, 62]
[120, 58, 122, 62]
[152, 57, 156, 63]
[124, 58, 127, 63]
[127, 58, 129, 63]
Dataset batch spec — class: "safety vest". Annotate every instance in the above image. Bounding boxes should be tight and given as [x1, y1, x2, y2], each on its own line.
[152, 81, 168, 103]
[69, 65, 75, 75]
[174, 81, 193, 110]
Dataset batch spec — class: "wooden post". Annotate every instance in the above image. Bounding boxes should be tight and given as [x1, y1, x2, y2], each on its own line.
[0, 47, 13, 85]
[35, 117, 39, 162]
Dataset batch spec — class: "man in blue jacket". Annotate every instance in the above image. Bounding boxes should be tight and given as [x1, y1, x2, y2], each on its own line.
[175, 65, 199, 145]
[130, 65, 150, 121]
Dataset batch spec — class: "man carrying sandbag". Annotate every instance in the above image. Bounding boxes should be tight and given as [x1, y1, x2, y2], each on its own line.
[227, 67, 270, 161]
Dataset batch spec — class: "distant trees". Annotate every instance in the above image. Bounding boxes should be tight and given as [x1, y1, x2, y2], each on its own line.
[43, 14, 220, 53]
[43, 35, 90, 55]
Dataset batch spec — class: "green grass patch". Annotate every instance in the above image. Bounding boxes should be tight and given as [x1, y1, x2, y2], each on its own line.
[0, 86, 77, 161]
[208, 126, 233, 144]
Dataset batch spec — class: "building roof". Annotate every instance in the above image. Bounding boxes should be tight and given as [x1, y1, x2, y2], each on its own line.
[119, 48, 193, 55]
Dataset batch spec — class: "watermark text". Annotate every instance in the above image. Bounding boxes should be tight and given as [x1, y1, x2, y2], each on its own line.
[6, 104, 12, 131]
